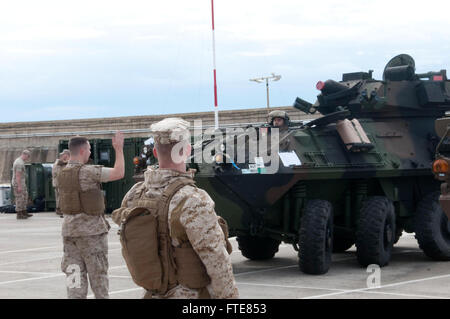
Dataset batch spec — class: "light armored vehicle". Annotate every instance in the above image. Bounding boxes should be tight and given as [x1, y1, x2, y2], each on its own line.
[432, 116, 450, 219]
[190, 54, 450, 274]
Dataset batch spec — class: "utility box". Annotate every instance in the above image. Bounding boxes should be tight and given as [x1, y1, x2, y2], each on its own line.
[0, 184, 12, 206]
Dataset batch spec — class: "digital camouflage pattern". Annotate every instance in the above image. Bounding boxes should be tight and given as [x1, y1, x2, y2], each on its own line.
[191, 54, 450, 274]
[149, 117, 190, 144]
[52, 159, 67, 214]
[11, 157, 26, 187]
[12, 185, 28, 212]
[12, 157, 28, 212]
[114, 167, 239, 299]
[60, 160, 111, 299]
[61, 233, 109, 299]
[61, 161, 110, 237]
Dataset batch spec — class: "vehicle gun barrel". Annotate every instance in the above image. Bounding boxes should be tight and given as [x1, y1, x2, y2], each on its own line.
[293, 97, 316, 114]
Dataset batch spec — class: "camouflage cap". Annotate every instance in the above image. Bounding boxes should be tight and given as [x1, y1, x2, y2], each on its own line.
[59, 149, 70, 156]
[268, 110, 289, 123]
[150, 117, 190, 145]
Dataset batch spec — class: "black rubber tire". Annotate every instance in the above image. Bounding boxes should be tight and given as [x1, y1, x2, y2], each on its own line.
[332, 236, 354, 253]
[355, 196, 396, 267]
[236, 236, 280, 260]
[414, 192, 450, 261]
[298, 200, 333, 275]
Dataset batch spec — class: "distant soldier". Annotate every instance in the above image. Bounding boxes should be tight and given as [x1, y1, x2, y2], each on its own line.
[268, 110, 291, 150]
[58, 132, 124, 299]
[112, 118, 239, 299]
[52, 149, 70, 217]
[12, 150, 32, 220]
[268, 110, 290, 129]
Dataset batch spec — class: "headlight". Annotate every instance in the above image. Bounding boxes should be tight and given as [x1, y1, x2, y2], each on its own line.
[433, 159, 449, 174]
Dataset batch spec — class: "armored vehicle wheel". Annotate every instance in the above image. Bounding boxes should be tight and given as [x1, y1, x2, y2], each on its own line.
[236, 236, 281, 260]
[415, 192, 450, 261]
[298, 200, 333, 275]
[356, 196, 396, 267]
[332, 236, 354, 253]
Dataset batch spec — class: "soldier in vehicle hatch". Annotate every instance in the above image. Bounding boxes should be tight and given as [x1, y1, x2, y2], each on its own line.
[267, 110, 291, 151]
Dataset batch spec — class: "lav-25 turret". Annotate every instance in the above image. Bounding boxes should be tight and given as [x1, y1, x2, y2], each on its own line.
[190, 54, 450, 274]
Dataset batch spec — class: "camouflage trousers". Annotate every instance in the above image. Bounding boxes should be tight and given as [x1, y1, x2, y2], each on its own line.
[54, 189, 62, 214]
[13, 185, 28, 212]
[61, 233, 109, 299]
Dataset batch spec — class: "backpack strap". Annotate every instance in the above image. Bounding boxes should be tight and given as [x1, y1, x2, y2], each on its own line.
[156, 177, 196, 294]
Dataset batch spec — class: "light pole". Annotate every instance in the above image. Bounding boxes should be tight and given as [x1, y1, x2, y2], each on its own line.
[250, 73, 281, 112]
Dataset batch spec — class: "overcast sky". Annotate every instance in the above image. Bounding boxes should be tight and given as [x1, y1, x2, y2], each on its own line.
[0, 0, 449, 123]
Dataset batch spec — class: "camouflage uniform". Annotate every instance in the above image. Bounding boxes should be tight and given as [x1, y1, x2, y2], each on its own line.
[52, 159, 67, 215]
[60, 160, 112, 299]
[268, 110, 291, 151]
[113, 118, 239, 299]
[11, 157, 28, 212]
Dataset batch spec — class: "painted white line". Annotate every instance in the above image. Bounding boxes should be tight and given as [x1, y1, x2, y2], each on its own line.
[109, 265, 128, 270]
[0, 254, 63, 266]
[109, 275, 132, 279]
[304, 273, 450, 299]
[0, 273, 63, 286]
[361, 290, 449, 299]
[0, 246, 61, 254]
[234, 265, 297, 277]
[87, 287, 142, 298]
[235, 282, 449, 299]
[0, 227, 61, 234]
[236, 282, 345, 292]
[0, 270, 58, 276]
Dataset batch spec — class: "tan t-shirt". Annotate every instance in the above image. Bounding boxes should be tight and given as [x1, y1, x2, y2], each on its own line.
[61, 160, 113, 237]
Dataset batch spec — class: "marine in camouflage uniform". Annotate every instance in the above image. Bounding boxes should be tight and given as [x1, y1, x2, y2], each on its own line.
[59, 133, 124, 299]
[113, 118, 239, 299]
[52, 149, 70, 216]
[11, 150, 32, 220]
[268, 110, 291, 151]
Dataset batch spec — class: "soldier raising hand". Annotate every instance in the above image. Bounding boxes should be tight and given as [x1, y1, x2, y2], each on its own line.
[58, 131, 124, 299]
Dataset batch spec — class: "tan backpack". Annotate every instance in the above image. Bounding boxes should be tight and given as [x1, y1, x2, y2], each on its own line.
[114, 178, 232, 294]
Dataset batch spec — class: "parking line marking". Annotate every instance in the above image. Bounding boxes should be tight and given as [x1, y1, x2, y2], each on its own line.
[236, 282, 345, 292]
[0, 274, 63, 286]
[0, 255, 63, 266]
[361, 290, 449, 299]
[304, 273, 450, 299]
[0, 246, 61, 254]
[0, 270, 58, 275]
[87, 287, 142, 298]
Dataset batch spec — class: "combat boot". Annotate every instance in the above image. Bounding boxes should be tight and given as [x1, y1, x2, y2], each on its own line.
[25, 211, 33, 218]
[16, 211, 28, 220]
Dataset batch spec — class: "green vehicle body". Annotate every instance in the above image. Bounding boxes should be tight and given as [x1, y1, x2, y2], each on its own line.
[11, 163, 56, 212]
[190, 54, 450, 274]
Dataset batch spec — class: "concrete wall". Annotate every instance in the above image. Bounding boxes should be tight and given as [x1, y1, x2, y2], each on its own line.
[0, 106, 319, 183]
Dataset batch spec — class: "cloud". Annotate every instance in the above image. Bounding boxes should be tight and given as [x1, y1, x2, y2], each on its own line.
[0, 0, 449, 122]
